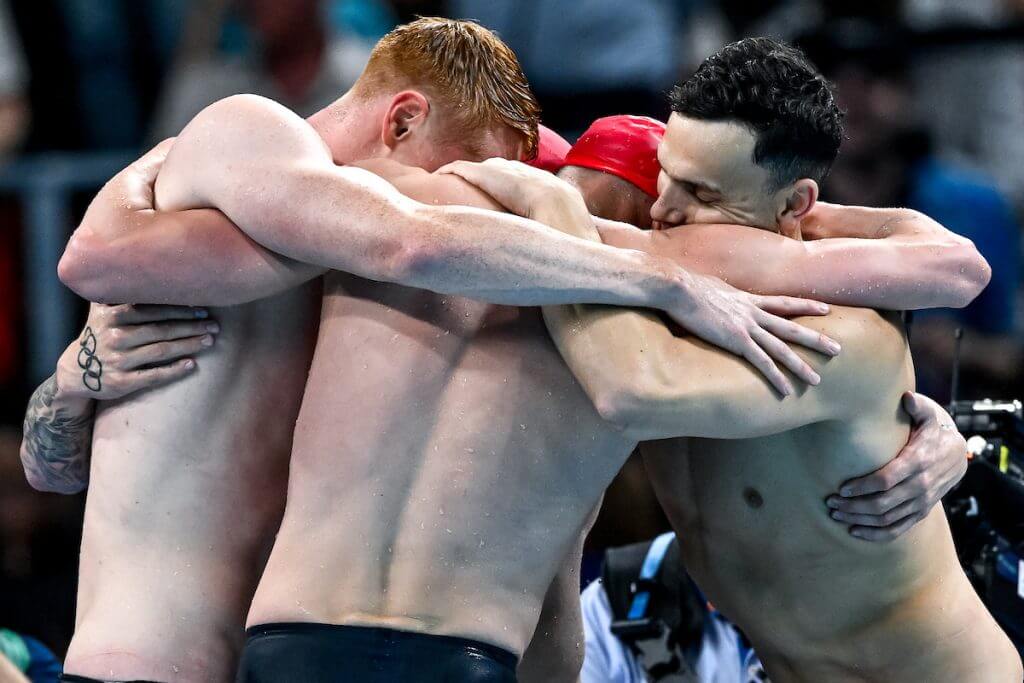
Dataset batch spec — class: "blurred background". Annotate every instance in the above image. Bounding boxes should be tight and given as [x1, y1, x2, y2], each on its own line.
[0, 0, 1022, 663]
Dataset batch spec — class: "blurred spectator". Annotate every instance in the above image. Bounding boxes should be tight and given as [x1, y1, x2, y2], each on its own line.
[0, 628, 59, 683]
[806, 24, 1022, 400]
[903, 0, 1024, 210]
[0, 429, 81, 658]
[582, 533, 764, 682]
[150, 0, 372, 140]
[0, 1, 29, 159]
[447, 0, 704, 138]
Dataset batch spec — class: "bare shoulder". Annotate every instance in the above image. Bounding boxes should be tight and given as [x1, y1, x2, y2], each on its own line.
[157, 94, 332, 209]
[799, 306, 906, 358]
[795, 306, 912, 411]
[172, 94, 330, 162]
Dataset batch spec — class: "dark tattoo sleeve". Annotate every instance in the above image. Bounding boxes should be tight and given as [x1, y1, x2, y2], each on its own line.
[20, 375, 94, 494]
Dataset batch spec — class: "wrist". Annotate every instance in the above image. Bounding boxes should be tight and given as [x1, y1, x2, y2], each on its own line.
[636, 252, 694, 313]
[54, 344, 99, 408]
[530, 193, 595, 240]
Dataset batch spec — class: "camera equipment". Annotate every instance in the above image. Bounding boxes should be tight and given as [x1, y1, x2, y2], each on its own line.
[945, 330, 1024, 653]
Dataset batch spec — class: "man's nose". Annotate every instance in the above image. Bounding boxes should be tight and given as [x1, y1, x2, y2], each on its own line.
[650, 197, 687, 228]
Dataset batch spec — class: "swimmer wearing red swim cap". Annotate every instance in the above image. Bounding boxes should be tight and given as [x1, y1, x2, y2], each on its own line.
[557, 115, 666, 228]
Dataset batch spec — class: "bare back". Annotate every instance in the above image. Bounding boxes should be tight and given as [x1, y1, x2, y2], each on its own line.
[248, 273, 635, 656]
[642, 311, 1021, 682]
[65, 288, 319, 681]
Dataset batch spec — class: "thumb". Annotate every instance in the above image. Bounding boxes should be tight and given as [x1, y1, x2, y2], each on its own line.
[131, 138, 175, 184]
[901, 391, 930, 421]
[437, 160, 473, 176]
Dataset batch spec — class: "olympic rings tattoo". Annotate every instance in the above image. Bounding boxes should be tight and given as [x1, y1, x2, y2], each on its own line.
[76, 326, 103, 392]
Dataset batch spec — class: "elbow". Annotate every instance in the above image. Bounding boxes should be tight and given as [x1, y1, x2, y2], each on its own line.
[20, 452, 86, 495]
[591, 383, 656, 438]
[58, 231, 119, 303]
[383, 208, 455, 284]
[27, 475, 86, 496]
[592, 389, 633, 431]
[947, 243, 992, 309]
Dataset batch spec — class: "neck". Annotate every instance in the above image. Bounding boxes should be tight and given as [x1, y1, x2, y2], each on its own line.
[307, 96, 379, 166]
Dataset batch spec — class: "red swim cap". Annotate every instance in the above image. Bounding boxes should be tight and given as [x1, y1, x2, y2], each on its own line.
[527, 124, 571, 174]
[564, 115, 666, 198]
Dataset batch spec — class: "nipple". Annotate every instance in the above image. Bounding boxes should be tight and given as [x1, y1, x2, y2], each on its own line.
[743, 487, 764, 509]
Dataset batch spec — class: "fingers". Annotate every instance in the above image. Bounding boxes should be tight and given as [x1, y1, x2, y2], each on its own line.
[848, 513, 921, 542]
[750, 327, 820, 386]
[110, 320, 220, 348]
[835, 451, 917, 498]
[107, 304, 209, 326]
[828, 493, 919, 526]
[740, 339, 793, 396]
[758, 312, 840, 357]
[757, 296, 829, 318]
[437, 160, 486, 185]
[117, 358, 197, 394]
[120, 335, 215, 370]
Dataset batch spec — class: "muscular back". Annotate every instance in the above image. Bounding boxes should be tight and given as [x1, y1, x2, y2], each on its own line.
[66, 288, 319, 681]
[642, 310, 1020, 682]
[248, 273, 635, 656]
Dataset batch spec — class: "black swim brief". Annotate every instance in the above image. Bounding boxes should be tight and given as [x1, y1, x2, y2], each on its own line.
[61, 676, 161, 683]
[235, 623, 518, 682]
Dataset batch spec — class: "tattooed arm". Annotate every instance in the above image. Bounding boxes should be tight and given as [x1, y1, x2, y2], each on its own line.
[20, 372, 95, 493]
[20, 304, 218, 493]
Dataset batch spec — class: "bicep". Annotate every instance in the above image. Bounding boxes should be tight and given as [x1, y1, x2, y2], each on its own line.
[542, 302, 669, 409]
[634, 310, 898, 440]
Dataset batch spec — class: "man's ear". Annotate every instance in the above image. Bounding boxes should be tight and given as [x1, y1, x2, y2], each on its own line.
[777, 178, 818, 239]
[381, 91, 431, 150]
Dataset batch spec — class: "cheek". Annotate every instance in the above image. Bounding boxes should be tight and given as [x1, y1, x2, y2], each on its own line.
[690, 205, 734, 225]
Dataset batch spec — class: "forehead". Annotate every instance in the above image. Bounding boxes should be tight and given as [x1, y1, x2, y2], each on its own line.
[659, 114, 766, 190]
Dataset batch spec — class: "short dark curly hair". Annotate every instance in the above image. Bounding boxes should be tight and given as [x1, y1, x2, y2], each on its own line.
[671, 37, 844, 191]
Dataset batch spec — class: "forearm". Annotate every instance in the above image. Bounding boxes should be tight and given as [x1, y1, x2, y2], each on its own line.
[20, 375, 94, 494]
[410, 204, 686, 307]
[61, 199, 324, 306]
[630, 221, 987, 311]
[801, 203, 990, 307]
[246, 188, 681, 309]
